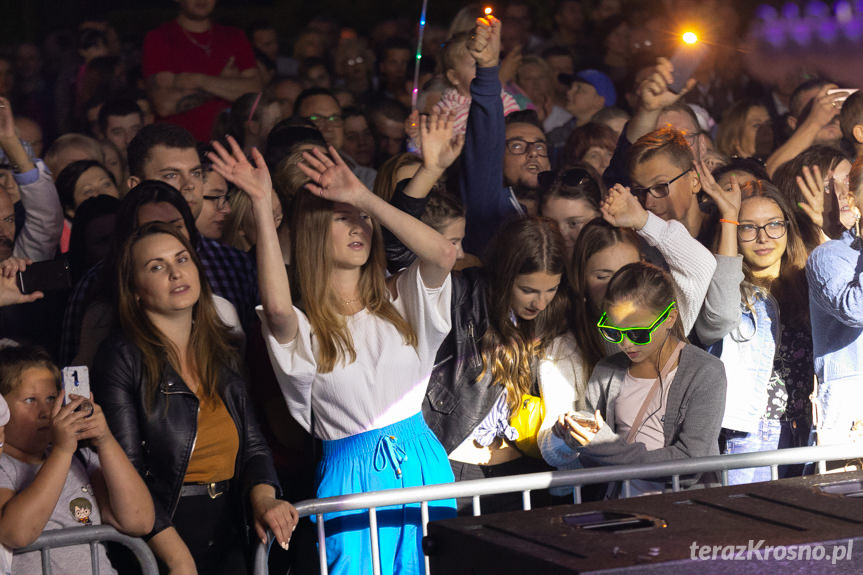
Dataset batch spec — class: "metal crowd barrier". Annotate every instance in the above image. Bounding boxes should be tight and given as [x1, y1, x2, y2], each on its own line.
[254, 443, 863, 575]
[14, 524, 159, 575]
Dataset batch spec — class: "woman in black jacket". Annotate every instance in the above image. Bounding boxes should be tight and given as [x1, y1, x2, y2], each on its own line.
[92, 221, 297, 575]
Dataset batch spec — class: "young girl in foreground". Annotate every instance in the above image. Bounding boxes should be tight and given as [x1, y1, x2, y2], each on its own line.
[552, 262, 727, 496]
[210, 133, 458, 575]
[0, 346, 153, 574]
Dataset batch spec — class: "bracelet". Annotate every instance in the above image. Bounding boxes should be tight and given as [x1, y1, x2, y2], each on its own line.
[719, 219, 739, 226]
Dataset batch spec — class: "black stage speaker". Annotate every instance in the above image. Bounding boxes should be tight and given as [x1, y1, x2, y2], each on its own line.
[425, 471, 863, 573]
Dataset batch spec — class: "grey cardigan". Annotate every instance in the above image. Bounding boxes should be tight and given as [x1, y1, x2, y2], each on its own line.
[575, 344, 727, 468]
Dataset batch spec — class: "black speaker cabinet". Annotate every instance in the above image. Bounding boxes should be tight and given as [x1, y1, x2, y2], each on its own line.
[425, 471, 863, 573]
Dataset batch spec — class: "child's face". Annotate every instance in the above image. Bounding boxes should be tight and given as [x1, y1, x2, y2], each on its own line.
[448, 48, 477, 96]
[5, 367, 58, 457]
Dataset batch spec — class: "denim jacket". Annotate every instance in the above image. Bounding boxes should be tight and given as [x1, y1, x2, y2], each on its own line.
[806, 229, 863, 384]
[719, 287, 780, 433]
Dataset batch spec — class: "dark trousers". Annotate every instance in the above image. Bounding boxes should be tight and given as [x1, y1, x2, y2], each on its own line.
[170, 493, 249, 575]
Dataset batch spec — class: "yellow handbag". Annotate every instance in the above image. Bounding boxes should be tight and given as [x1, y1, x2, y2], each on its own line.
[510, 393, 544, 459]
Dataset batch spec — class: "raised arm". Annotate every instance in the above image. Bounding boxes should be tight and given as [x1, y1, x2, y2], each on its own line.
[601, 184, 716, 334]
[385, 110, 464, 272]
[765, 85, 846, 178]
[300, 146, 457, 288]
[460, 15, 516, 255]
[626, 58, 695, 144]
[208, 137, 296, 344]
[0, 98, 61, 262]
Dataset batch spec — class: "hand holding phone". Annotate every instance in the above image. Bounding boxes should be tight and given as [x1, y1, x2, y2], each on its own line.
[16, 259, 71, 295]
[61, 366, 93, 417]
[668, 38, 708, 94]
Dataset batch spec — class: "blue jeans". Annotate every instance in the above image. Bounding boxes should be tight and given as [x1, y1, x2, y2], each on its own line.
[724, 419, 783, 485]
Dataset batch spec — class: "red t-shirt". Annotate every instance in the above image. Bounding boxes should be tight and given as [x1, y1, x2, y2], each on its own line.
[142, 20, 256, 141]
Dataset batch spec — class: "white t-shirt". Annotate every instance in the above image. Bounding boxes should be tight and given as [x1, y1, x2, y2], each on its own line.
[260, 261, 452, 440]
[0, 449, 116, 575]
[614, 368, 678, 451]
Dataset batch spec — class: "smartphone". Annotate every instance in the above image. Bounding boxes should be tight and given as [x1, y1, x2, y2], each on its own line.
[827, 88, 859, 103]
[61, 366, 93, 415]
[16, 259, 71, 294]
[668, 42, 709, 94]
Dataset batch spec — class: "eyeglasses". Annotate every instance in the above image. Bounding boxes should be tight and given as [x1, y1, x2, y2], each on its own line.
[505, 138, 549, 157]
[737, 220, 788, 242]
[304, 114, 343, 126]
[203, 191, 233, 210]
[596, 301, 676, 346]
[537, 167, 593, 191]
[631, 168, 692, 199]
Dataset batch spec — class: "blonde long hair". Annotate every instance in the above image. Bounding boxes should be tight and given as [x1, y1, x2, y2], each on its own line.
[290, 189, 417, 373]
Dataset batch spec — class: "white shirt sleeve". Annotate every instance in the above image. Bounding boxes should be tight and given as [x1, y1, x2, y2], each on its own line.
[257, 305, 318, 433]
[537, 333, 588, 467]
[637, 211, 716, 334]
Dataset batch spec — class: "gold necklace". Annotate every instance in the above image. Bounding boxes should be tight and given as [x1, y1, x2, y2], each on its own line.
[343, 297, 361, 306]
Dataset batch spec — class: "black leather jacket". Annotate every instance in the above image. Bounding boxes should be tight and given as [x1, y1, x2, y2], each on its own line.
[421, 268, 504, 453]
[92, 332, 280, 538]
[384, 188, 504, 453]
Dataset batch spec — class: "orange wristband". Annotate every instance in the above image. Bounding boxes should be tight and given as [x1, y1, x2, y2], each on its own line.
[719, 219, 739, 226]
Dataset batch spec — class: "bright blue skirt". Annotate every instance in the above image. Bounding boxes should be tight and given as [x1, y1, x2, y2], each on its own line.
[316, 412, 456, 575]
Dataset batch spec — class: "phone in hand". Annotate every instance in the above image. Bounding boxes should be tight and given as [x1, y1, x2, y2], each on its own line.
[16, 259, 71, 295]
[668, 41, 709, 94]
[61, 366, 93, 416]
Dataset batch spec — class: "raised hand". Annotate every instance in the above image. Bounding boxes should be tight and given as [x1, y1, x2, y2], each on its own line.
[208, 136, 272, 203]
[420, 110, 464, 173]
[601, 184, 649, 230]
[468, 15, 501, 68]
[803, 84, 845, 131]
[796, 164, 826, 229]
[299, 146, 369, 206]
[639, 57, 695, 114]
[0, 97, 15, 142]
[697, 159, 741, 221]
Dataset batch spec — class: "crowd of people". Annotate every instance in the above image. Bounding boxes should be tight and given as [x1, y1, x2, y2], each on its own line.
[0, 0, 863, 573]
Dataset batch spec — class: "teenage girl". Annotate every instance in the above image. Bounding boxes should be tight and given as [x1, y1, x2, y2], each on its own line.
[209, 130, 458, 575]
[551, 262, 727, 496]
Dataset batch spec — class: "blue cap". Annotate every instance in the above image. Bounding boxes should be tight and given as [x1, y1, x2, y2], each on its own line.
[560, 69, 617, 108]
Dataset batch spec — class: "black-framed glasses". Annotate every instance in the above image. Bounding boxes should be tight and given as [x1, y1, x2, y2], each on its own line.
[631, 168, 692, 199]
[505, 138, 549, 158]
[203, 191, 233, 210]
[737, 220, 788, 242]
[304, 114, 343, 125]
[537, 167, 593, 191]
[596, 301, 676, 346]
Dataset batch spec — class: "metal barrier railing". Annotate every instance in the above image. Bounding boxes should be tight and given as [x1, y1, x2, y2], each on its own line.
[254, 443, 863, 575]
[14, 524, 159, 575]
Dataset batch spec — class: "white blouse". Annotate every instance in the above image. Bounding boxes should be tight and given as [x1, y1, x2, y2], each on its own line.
[259, 261, 452, 441]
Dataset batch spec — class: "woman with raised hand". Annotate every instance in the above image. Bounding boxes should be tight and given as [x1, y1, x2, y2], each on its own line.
[708, 179, 813, 483]
[209, 131, 457, 575]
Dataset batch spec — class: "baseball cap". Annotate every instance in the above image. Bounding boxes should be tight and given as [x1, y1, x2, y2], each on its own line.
[558, 69, 617, 108]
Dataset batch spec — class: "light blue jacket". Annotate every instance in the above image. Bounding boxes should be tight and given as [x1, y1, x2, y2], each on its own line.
[719, 288, 780, 432]
[806, 230, 863, 384]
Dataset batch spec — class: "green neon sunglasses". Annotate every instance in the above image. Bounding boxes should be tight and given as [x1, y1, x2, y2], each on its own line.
[596, 301, 676, 345]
